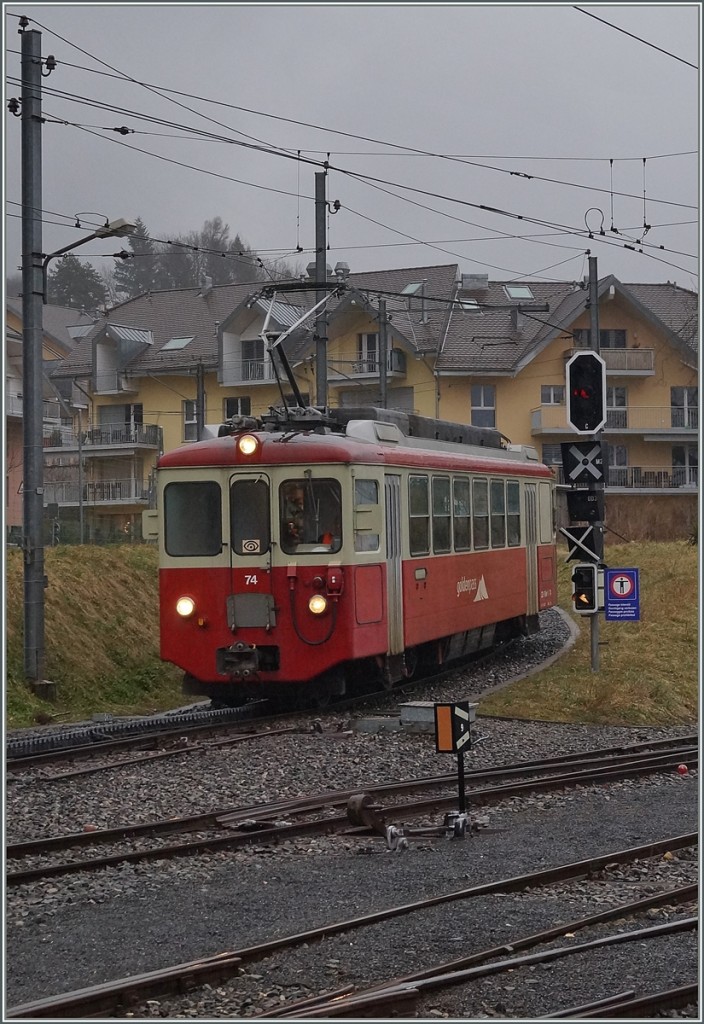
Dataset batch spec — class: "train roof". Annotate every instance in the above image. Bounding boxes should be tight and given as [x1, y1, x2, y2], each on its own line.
[158, 406, 552, 477]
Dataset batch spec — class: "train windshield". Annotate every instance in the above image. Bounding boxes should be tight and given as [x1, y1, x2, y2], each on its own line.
[280, 478, 342, 554]
[164, 481, 222, 556]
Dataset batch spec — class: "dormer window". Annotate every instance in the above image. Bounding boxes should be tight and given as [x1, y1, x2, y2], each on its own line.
[503, 284, 534, 301]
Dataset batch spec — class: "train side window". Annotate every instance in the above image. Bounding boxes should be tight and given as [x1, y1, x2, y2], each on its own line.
[231, 479, 270, 555]
[472, 478, 489, 549]
[432, 476, 451, 553]
[538, 481, 554, 544]
[507, 481, 521, 546]
[453, 477, 471, 551]
[354, 478, 379, 552]
[490, 479, 506, 548]
[164, 481, 222, 557]
[409, 475, 430, 556]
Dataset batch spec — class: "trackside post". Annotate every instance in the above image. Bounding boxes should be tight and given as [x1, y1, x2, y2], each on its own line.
[434, 701, 477, 838]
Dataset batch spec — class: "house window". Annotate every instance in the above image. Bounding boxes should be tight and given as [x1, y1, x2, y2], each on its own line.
[671, 386, 698, 429]
[183, 399, 198, 442]
[605, 443, 629, 486]
[356, 333, 378, 373]
[672, 444, 698, 487]
[242, 339, 265, 381]
[471, 385, 496, 428]
[541, 385, 564, 405]
[606, 386, 627, 429]
[224, 396, 252, 418]
[541, 444, 562, 466]
[573, 328, 626, 348]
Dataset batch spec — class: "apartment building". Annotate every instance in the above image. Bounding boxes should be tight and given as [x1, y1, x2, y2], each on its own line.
[44, 265, 698, 541]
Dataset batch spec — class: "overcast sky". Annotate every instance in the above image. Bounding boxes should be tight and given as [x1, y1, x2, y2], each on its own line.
[3, 3, 700, 292]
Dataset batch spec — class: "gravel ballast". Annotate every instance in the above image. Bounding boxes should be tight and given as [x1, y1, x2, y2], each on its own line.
[5, 608, 698, 1015]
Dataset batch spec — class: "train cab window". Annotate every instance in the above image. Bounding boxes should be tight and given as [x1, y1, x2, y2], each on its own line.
[164, 481, 222, 557]
[507, 481, 521, 546]
[409, 475, 430, 556]
[231, 479, 270, 556]
[280, 478, 342, 554]
[490, 480, 506, 548]
[354, 478, 380, 552]
[472, 478, 489, 549]
[453, 477, 471, 551]
[432, 476, 451, 553]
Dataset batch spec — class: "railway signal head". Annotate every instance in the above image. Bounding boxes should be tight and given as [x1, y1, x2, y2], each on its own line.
[571, 563, 598, 614]
[566, 351, 606, 434]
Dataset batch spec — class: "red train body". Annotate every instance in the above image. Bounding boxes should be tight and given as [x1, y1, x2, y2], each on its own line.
[145, 408, 558, 705]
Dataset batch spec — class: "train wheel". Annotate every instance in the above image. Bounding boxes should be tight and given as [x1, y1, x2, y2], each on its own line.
[402, 647, 419, 679]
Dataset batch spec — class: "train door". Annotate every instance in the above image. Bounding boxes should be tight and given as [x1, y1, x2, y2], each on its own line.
[524, 482, 539, 616]
[228, 474, 275, 629]
[384, 474, 404, 654]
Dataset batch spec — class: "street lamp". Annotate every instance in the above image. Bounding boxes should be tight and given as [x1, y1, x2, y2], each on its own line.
[23, 214, 136, 692]
[42, 218, 137, 302]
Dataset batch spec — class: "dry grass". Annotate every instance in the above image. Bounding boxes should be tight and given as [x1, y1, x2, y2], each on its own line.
[480, 541, 699, 725]
[4, 541, 699, 729]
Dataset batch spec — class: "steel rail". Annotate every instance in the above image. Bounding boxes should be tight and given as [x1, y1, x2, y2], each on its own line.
[296, 918, 698, 1019]
[6, 751, 698, 884]
[6, 835, 697, 1020]
[544, 981, 699, 1018]
[7, 742, 697, 857]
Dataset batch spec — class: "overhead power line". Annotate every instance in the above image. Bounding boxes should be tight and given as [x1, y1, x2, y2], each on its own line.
[573, 6, 698, 69]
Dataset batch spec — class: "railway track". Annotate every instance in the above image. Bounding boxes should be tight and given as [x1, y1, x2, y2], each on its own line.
[6, 740, 697, 885]
[6, 832, 697, 1019]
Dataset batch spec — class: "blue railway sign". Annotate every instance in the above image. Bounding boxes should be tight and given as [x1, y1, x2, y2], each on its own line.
[604, 568, 640, 621]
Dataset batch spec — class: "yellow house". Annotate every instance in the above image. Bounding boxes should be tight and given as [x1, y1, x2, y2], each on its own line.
[48, 266, 697, 541]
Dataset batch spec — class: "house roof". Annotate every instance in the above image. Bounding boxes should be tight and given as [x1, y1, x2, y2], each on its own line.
[6, 298, 97, 356]
[47, 267, 698, 382]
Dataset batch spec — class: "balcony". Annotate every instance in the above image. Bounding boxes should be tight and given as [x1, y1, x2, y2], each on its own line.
[43, 478, 152, 507]
[221, 357, 277, 386]
[553, 464, 698, 491]
[43, 423, 162, 451]
[328, 349, 407, 384]
[563, 347, 654, 375]
[93, 371, 139, 395]
[5, 394, 64, 421]
[531, 405, 698, 436]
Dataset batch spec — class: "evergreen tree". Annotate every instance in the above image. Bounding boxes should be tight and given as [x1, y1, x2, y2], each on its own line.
[156, 217, 268, 289]
[46, 254, 107, 311]
[112, 216, 166, 299]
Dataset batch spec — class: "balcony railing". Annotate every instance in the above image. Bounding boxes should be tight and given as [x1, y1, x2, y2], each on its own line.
[552, 464, 698, 490]
[328, 349, 407, 382]
[221, 358, 277, 385]
[5, 394, 64, 420]
[532, 405, 699, 434]
[43, 423, 162, 449]
[563, 347, 655, 374]
[43, 479, 152, 505]
[93, 371, 138, 394]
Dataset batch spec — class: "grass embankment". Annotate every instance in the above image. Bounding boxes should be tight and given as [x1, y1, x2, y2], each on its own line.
[4, 541, 698, 729]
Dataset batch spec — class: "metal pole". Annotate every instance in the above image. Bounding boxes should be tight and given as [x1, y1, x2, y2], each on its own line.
[457, 751, 466, 815]
[195, 361, 205, 440]
[21, 27, 47, 687]
[588, 256, 604, 673]
[378, 299, 388, 408]
[77, 409, 84, 544]
[314, 171, 328, 410]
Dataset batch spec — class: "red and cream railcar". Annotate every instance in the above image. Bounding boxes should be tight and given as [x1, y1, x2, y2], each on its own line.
[145, 408, 557, 705]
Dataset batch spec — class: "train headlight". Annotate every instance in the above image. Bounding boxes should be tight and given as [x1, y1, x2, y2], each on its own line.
[176, 596, 196, 618]
[308, 594, 328, 615]
[237, 434, 259, 456]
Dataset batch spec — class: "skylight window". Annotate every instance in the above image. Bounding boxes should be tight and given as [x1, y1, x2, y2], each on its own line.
[457, 298, 481, 312]
[401, 282, 422, 295]
[503, 284, 534, 301]
[161, 336, 194, 351]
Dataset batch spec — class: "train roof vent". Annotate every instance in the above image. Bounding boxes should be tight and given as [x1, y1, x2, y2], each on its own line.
[506, 443, 540, 461]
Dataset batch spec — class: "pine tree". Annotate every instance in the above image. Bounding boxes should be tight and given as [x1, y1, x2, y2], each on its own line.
[46, 254, 107, 311]
[112, 216, 166, 299]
